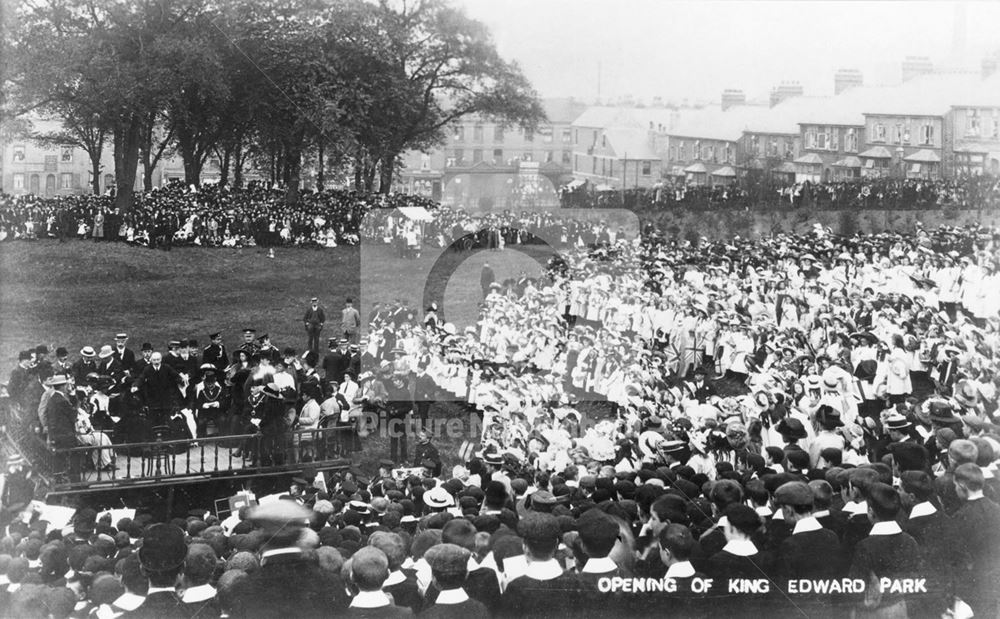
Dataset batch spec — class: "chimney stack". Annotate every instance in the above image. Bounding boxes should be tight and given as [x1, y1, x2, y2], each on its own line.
[721, 89, 746, 111]
[769, 82, 803, 108]
[834, 69, 863, 95]
[902, 56, 934, 82]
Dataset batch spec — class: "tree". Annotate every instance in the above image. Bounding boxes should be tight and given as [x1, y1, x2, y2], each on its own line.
[356, 0, 545, 191]
[30, 107, 107, 195]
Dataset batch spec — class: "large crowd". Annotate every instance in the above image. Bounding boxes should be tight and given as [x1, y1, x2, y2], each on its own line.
[562, 175, 1000, 211]
[1, 207, 1000, 616]
[0, 184, 440, 248]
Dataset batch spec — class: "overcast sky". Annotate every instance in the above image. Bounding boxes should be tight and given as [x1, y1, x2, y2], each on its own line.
[454, 0, 1000, 104]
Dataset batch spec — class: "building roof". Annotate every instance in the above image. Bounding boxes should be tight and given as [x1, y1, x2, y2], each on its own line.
[684, 162, 708, 173]
[859, 146, 893, 159]
[666, 105, 767, 142]
[863, 73, 986, 117]
[744, 97, 832, 135]
[793, 153, 824, 165]
[796, 86, 896, 127]
[571, 106, 677, 131]
[604, 128, 658, 160]
[833, 156, 862, 168]
[903, 149, 941, 163]
[542, 98, 588, 124]
[711, 166, 737, 177]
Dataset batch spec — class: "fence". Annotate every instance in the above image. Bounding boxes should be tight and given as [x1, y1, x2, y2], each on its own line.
[17, 425, 355, 494]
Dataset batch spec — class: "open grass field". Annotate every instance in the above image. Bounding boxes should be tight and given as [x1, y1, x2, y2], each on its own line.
[0, 239, 558, 474]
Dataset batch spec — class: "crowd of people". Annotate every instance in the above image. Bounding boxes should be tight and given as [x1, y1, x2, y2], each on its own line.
[0, 183, 439, 248]
[2, 207, 1000, 616]
[561, 175, 1000, 211]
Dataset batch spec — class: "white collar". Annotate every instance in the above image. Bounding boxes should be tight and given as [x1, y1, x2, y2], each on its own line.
[983, 467, 995, 480]
[755, 505, 773, 518]
[350, 590, 392, 608]
[28, 559, 41, 569]
[7, 584, 20, 593]
[146, 586, 178, 595]
[846, 500, 868, 516]
[113, 592, 146, 611]
[909, 501, 938, 519]
[0, 576, 8, 586]
[813, 509, 830, 518]
[523, 558, 564, 581]
[435, 588, 470, 605]
[580, 556, 618, 574]
[383, 570, 406, 587]
[793, 516, 822, 535]
[869, 521, 903, 536]
[181, 584, 216, 603]
[665, 561, 695, 578]
[722, 539, 758, 557]
[260, 547, 302, 564]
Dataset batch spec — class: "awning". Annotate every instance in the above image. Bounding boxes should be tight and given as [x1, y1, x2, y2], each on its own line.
[774, 162, 798, 174]
[833, 156, 862, 168]
[711, 166, 736, 177]
[903, 149, 941, 163]
[858, 146, 892, 159]
[684, 162, 708, 173]
[565, 179, 586, 190]
[594, 184, 616, 192]
[793, 153, 824, 165]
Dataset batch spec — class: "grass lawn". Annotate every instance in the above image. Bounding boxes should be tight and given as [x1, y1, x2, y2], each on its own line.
[0, 239, 560, 475]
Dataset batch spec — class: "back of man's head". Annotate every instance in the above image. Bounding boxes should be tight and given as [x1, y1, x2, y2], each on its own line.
[351, 547, 389, 592]
[658, 524, 695, 561]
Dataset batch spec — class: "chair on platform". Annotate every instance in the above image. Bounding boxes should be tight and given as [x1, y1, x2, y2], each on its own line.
[142, 425, 175, 477]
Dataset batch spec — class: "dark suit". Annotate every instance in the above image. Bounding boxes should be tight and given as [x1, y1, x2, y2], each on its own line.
[848, 528, 922, 612]
[323, 350, 349, 383]
[202, 344, 228, 372]
[45, 390, 77, 448]
[947, 497, 1000, 617]
[234, 549, 346, 618]
[383, 573, 423, 613]
[133, 363, 182, 420]
[304, 306, 326, 353]
[71, 358, 99, 384]
[424, 567, 501, 614]
[417, 598, 488, 619]
[122, 590, 190, 619]
[113, 346, 137, 374]
[499, 574, 583, 619]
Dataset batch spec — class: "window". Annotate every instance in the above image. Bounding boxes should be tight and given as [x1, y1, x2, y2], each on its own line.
[13, 173, 25, 189]
[864, 159, 875, 168]
[61, 146, 73, 162]
[750, 135, 760, 155]
[562, 151, 571, 165]
[805, 130, 817, 149]
[540, 127, 553, 143]
[724, 144, 733, 163]
[892, 124, 903, 144]
[420, 154, 430, 170]
[768, 138, 778, 157]
[693, 140, 701, 159]
[12, 145, 25, 161]
[903, 124, 911, 144]
[872, 123, 886, 142]
[545, 150, 555, 163]
[60, 173, 73, 189]
[473, 125, 483, 143]
[845, 128, 858, 152]
[453, 149, 464, 165]
[708, 145, 717, 161]
[562, 129, 572, 144]
[453, 126, 464, 141]
[830, 128, 840, 151]
[642, 161, 652, 176]
[472, 149, 483, 163]
[992, 114, 1000, 140]
[493, 148, 503, 162]
[669, 146, 676, 161]
[592, 157, 597, 174]
[493, 126, 504, 142]
[525, 129, 534, 143]
[920, 124, 934, 145]
[522, 152, 533, 162]
[817, 131, 827, 150]
[601, 158, 607, 176]
[967, 110, 981, 137]
[784, 140, 794, 158]
[678, 141, 685, 159]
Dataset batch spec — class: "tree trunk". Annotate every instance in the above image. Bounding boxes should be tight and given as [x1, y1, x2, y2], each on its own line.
[183, 156, 202, 187]
[284, 145, 301, 205]
[233, 143, 245, 188]
[354, 151, 363, 191]
[90, 152, 102, 195]
[218, 147, 231, 187]
[113, 115, 142, 213]
[316, 141, 324, 191]
[143, 161, 156, 191]
[378, 151, 396, 194]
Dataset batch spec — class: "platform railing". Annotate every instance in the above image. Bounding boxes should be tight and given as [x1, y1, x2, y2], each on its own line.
[40, 426, 356, 491]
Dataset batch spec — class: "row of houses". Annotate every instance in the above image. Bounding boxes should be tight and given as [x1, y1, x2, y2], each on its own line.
[573, 71, 1000, 189]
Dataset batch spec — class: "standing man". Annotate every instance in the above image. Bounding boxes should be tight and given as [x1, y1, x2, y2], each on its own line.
[132, 352, 183, 426]
[112, 333, 136, 376]
[480, 262, 495, 298]
[43, 375, 78, 478]
[342, 297, 361, 344]
[202, 332, 228, 373]
[303, 297, 326, 355]
[237, 329, 260, 358]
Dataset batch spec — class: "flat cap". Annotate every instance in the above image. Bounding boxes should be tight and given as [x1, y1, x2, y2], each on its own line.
[425, 543, 471, 579]
[774, 481, 814, 507]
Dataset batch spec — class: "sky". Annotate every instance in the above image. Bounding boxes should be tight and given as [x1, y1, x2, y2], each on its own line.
[453, 0, 1000, 105]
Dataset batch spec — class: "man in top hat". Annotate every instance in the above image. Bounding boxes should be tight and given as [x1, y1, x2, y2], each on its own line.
[72, 346, 99, 385]
[192, 363, 227, 438]
[112, 333, 136, 375]
[202, 332, 228, 373]
[419, 543, 488, 619]
[124, 523, 187, 619]
[133, 342, 155, 375]
[235, 500, 347, 617]
[303, 297, 326, 355]
[500, 512, 582, 618]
